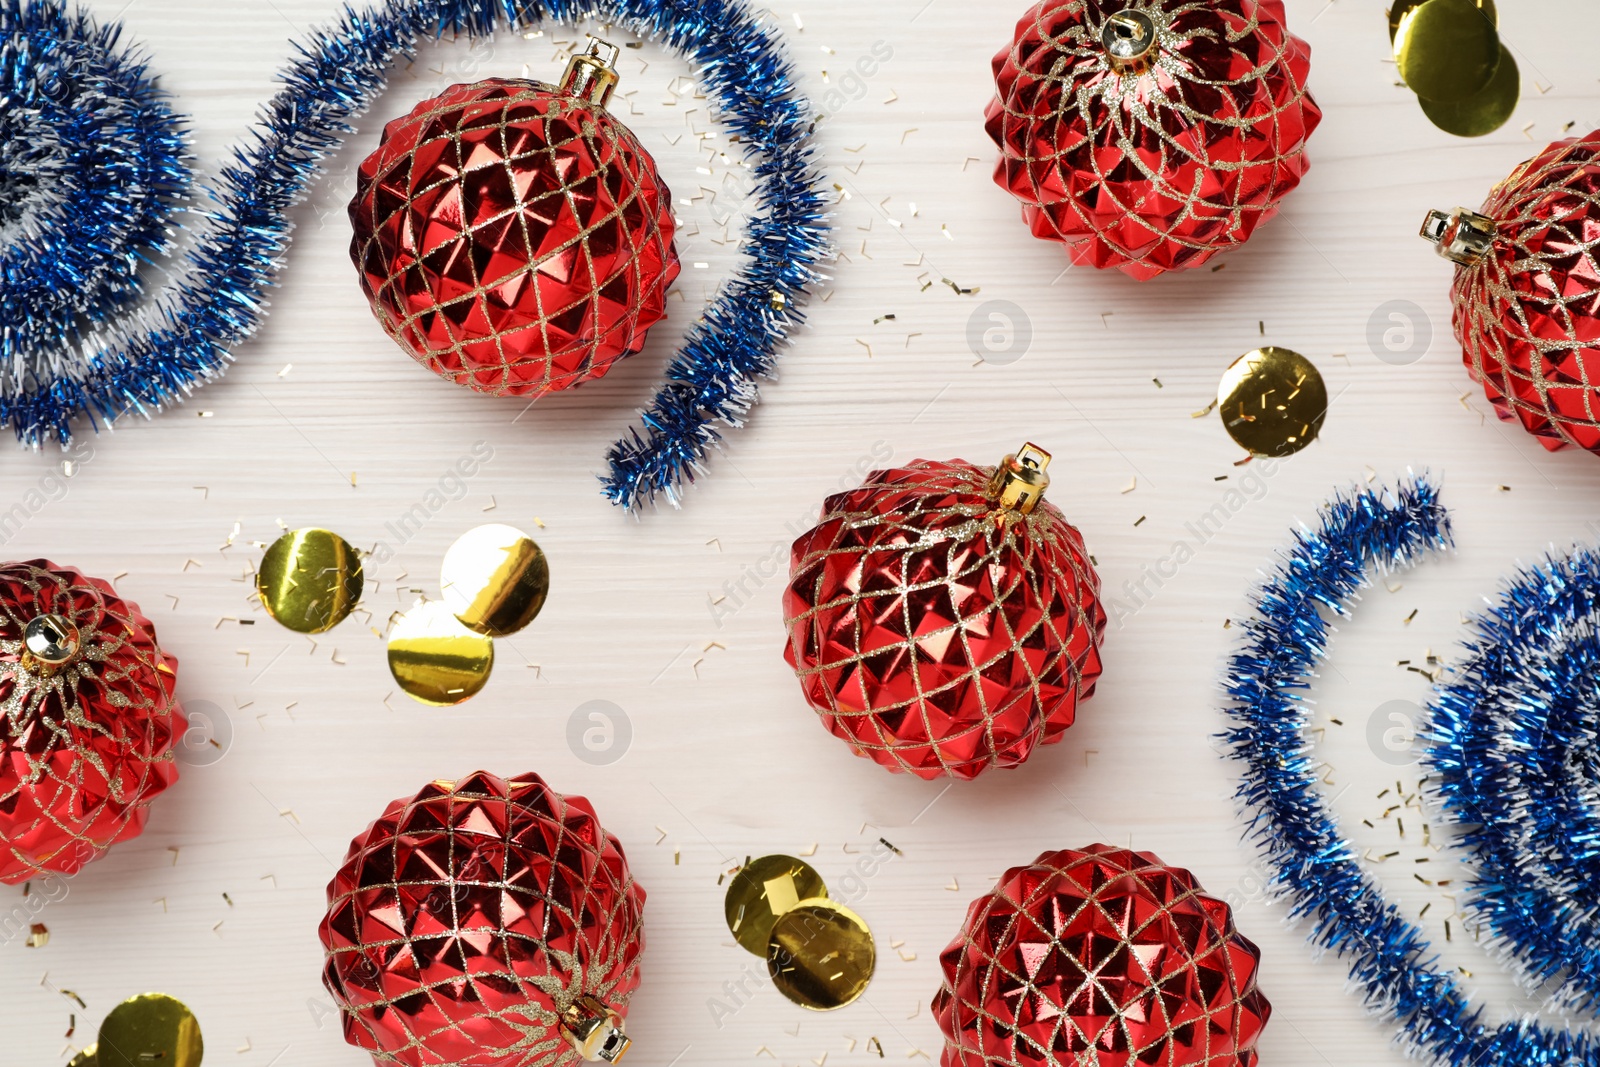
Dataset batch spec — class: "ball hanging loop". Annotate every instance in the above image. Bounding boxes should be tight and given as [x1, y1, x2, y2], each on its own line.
[987, 442, 1052, 514]
[1421, 206, 1496, 265]
[21, 613, 81, 673]
[1102, 9, 1157, 74]
[562, 36, 622, 107]
[561, 994, 631, 1062]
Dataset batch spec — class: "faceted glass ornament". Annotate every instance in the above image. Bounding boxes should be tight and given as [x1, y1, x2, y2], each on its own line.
[985, 0, 1321, 279]
[350, 77, 680, 398]
[0, 560, 184, 884]
[781, 457, 1106, 780]
[319, 771, 645, 1067]
[934, 845, 1271, 1067]
[1440, 131, 1600, 454]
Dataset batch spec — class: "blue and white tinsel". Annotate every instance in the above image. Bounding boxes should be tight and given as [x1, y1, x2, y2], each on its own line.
[1426, 546, 1600, 1015]
[0, 0, 189, 439]
[1221, 477, 1600, 1066]
[0, 0, 828, 509]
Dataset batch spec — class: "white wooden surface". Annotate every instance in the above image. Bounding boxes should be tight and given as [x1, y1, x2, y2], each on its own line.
[8, 0, 1600, 1062]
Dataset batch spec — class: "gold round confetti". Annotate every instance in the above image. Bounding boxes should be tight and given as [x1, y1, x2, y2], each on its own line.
[1419, 43, 1518, 137]
[725, 855, 829, 956]
[1388, 0, 1495, 41]
[767, 898, 876, 1011]
[1394, 0, 1501, 103]
[387, 600, 495, 706]
[440, 523, 549, 637]
[256, 528, 363, 634]
[96, 993, 203, 1067]
[1216, 347, 1328, 458]
[68, 1047, 98, 1067]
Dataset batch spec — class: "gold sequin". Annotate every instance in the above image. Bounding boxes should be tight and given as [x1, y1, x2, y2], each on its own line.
[387, 600, 494, 706]
[440, 524, 549, 637]
[1394, 0, 1500, 102]
[1217, 348, 1328, 457]
[767, 899, 876, 1010]
[1417, 43, 1518, 138]
[725, 855, 828, 956]
[1388, 0, 1495, 40]
[95, 993, 203, 1067]
[257, 529, 363, 633]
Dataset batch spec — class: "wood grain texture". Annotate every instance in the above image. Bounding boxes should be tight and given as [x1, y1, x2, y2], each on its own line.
[6, 0, 1600, 1063]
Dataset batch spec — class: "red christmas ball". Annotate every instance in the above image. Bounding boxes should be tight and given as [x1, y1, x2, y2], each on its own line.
[320, 770, 645, 1067]
[934, 845, 1270, 1067]
[985, 0, 1320, 279]
[350, 40, 679, 399]
[781, 445, 1106, 780]
[1424, 131, 1600, 454]
[0, 560, 183, 884]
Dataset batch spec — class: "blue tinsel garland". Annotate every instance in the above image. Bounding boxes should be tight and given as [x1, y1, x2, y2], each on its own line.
[0, 0, 828, 509]
[1221, 478, 1600, 1066]
[0, 0, 189, 430]
[1426, 547, 1600, 1014]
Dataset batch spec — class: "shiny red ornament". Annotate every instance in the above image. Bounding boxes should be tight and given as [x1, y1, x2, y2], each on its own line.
[781, 445, 1105, 781]
[0, 560, 183, 884]
[350, 39, 679, 398]
[934, 844, 1271, 1067]
[320, 770, 645, 1067]
[1424, 131, 1600, 454]
[985, 0, 1320, 279]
